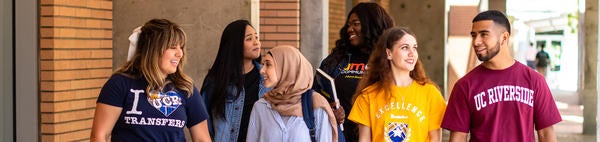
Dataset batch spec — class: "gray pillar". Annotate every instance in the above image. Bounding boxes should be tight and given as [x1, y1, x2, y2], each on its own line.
[300, 0, 328, 68]
[250, 0, 260, 31]
[15, 0, 39, 141]
[114, 0, 253, 84]
[389, 0, 447, 93]
[0, 0, 13, 141]
[584, 0, 598, 135]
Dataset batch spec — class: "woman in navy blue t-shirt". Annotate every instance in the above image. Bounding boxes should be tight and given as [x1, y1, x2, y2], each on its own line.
[91, 19, 211, 141]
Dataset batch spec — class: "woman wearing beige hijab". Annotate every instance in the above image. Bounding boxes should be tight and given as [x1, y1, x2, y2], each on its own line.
[246, 45, 338, 142]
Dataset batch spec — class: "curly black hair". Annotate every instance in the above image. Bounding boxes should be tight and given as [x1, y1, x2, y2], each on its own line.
[325, 2, 394, 69]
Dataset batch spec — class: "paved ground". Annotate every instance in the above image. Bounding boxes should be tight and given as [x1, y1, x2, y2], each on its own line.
[441, 90, 596, 141]
[553, 90, 595, 142]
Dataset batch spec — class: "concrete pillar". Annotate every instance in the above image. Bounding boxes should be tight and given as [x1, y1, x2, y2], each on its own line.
[114, 0, 254, 83]
[0, 0, 13, 141]
[389, 0, 447, 93]
[584, 0, 598, 135]
[251, 0, 260, 31]
[300, 0, 328, 68]
[15, 0, 38, 141]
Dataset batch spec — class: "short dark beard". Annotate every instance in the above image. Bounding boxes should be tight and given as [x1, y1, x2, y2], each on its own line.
[476, 41, 501, 61]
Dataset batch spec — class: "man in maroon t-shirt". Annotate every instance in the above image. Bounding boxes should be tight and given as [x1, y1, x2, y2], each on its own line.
[442, 10, 562, 142]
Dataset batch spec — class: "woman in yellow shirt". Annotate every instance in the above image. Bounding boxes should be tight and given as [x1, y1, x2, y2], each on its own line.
[348, 27, 446, 142]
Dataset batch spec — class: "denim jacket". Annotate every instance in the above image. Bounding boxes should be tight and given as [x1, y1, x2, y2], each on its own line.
[201, 61, 271, 142]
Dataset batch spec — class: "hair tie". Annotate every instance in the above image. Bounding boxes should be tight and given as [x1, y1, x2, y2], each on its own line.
[127, 26, 142, 61]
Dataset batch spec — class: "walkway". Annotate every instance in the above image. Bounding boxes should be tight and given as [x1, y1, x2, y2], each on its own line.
[554, 90, 595, 142]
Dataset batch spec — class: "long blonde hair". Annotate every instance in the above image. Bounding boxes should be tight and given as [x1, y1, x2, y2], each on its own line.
[115, 19, 194, 97]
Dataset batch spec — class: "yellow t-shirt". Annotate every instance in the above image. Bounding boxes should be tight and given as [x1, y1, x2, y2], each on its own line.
[348, 81, 446, 142]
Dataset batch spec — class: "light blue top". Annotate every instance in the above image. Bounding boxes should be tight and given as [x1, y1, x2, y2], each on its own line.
[246, 98, 333, 142]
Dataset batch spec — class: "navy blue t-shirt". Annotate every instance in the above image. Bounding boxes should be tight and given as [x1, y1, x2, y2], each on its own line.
[97, 74, 208, 141]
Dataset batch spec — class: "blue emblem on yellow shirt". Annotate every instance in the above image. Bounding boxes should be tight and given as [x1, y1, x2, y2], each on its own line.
[385, 122, 411, 142]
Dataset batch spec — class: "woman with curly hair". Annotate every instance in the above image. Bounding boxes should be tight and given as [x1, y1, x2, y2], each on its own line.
[313, 2, 394, 141]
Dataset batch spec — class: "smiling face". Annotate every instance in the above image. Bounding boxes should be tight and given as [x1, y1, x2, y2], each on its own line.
[260, 54, 278, 88]
[159, 45, 183, 76]
[347, 13, 363, 47]
[387, 34, 418, 73]
[471, 20, 503, 62]
[244, 25, 261, 60]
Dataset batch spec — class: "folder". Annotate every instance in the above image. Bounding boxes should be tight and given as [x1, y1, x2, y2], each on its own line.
[316, 68, 344, 131]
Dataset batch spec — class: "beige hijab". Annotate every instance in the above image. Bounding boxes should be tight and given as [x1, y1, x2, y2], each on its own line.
[263, 45, 338, 142]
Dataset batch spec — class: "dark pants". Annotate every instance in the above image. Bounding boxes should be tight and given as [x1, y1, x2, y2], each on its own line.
[536, 66, 547, 78]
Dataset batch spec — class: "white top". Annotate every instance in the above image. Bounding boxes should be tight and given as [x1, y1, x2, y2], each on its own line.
[526, 46, 538, 61]
[246, 98, 333, 142]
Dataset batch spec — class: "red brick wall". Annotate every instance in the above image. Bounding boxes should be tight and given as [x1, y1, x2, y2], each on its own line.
[39, 0, 113, 141]
[329, 0, 346, 51]
[260, 0, 300, 52]
[353, 0, 373, 5]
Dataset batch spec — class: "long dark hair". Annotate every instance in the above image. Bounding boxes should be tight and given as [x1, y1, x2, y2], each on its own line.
[325, 2, 394, 69]
[205, 20, 255, 118]
[116, 19, 193, 97]
[354, 27, 433, 100]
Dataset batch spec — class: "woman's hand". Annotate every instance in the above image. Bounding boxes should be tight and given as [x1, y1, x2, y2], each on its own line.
[330, 102, 345, 124]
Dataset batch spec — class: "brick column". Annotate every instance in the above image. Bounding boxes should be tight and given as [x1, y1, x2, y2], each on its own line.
[260, 0, 300, 52]
[353, 0, 374, 6]
[329, 0, 346, 51]
[39, 0, 113, 141]
[488, 0, 506, 12]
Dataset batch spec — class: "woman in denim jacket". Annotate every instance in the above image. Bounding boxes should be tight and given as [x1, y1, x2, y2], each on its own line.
[200, 20, 269, 142]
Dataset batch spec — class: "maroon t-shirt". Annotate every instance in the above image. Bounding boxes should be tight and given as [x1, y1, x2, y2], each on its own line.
[442, 62, 562, 142]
